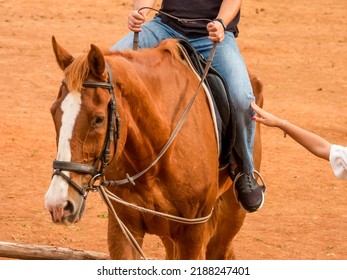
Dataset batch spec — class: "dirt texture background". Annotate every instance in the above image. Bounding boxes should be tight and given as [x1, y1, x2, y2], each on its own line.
[0, 0, 346, 260]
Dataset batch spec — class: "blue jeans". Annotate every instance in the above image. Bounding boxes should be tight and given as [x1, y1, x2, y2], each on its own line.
[110, 16, 256, 174]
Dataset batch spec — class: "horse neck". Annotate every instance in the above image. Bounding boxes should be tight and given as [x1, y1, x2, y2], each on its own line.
[123, 90, 171, 163]
[111, 58, 175, 169]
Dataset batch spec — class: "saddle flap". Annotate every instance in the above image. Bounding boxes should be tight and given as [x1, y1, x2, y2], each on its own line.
[177, 39, 236, 164]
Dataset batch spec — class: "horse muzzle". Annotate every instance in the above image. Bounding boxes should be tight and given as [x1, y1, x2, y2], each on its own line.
[45, 172, 87, 224]
[46, 195, 86, 224]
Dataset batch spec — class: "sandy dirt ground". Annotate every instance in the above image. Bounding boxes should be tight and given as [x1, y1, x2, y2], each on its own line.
[0, 0, 346, 260]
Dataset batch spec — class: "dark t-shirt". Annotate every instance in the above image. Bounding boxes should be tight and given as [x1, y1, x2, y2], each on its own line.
[158, 0, 240, 38]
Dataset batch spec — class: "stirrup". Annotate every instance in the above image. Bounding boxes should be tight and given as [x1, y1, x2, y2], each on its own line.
[253, 170, 267, 193]
[232, 170, 266, 204]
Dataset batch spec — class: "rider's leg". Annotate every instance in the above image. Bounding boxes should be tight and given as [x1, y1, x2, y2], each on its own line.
[191, 32, 264, 213]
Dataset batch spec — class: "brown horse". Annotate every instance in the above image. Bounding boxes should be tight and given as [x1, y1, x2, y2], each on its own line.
[45, 36, 263, 260]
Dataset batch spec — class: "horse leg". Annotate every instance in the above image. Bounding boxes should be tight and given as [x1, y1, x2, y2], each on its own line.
[160, 236, 177, 260]
[172, 225, 209, 259]
[107, 212, 145, 260]
[205, 171, 246, 259]
[206, 185, 246, 259]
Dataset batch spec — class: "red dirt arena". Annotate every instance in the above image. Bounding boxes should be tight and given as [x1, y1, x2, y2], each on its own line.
[0, 0, 346, 260]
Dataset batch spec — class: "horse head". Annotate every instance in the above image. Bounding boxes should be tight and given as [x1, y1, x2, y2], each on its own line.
[45, 36, 116, 224]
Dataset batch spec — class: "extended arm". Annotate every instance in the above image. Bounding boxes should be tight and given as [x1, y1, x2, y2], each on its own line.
[251, 102, 332, 160]
[217, 0, 242, 26]
[133, 0, 156, 11]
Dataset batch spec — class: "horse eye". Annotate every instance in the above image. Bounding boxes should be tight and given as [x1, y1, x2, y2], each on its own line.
[93, 116, 105, 127]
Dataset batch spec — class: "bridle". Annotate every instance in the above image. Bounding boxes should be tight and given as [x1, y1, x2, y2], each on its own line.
[52, 62, 121, 198]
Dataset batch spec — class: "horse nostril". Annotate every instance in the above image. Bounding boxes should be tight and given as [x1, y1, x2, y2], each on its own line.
[64, 201, 74, 215]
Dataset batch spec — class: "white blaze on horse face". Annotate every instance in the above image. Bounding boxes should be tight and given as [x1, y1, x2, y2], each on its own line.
[57, 91, 82, 161]
[45, 91, 82, 208]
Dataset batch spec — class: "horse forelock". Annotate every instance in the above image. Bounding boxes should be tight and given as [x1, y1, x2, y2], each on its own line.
[64, 53, 89, 92]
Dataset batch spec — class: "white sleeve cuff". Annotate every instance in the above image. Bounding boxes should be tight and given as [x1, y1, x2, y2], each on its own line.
[329, 144, 347, 180]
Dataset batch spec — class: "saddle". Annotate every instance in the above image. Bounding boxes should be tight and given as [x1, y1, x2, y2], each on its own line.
[177, 39, 236, 166]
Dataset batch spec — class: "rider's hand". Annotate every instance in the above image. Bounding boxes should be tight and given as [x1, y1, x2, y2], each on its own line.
[207, 20, 225, 43]
[128, 10, 146, 32]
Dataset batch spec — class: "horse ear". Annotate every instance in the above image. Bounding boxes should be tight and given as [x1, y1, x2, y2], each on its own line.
[87, 44, 105, 77]
[51, 36, 74, 70]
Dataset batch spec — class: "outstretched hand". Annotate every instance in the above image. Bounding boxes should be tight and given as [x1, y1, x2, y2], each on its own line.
[251, 101, 284, 128]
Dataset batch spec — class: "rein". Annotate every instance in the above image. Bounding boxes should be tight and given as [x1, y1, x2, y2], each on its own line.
[101, 45, 217, 188]
[97, 45, 216, 258]
[101, 38, 216, 258]
[133, 7, 214, 50]
[102, 7, 218, 187]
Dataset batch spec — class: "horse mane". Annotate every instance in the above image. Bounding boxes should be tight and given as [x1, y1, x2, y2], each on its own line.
[63, 39, 182, 92]
[126, 39, 180, 65]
